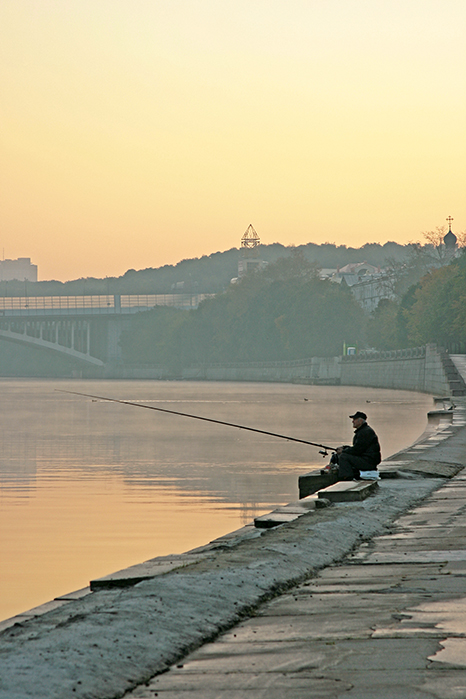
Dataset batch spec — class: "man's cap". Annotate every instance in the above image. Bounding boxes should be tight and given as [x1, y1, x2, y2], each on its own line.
[349, 411, 367, 420]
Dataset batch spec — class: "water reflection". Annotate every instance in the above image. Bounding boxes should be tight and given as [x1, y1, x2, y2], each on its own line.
[0, 379, 433, 621]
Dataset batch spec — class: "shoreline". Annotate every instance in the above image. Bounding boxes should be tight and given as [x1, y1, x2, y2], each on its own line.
[0, 380, 432, 624]
[0, 397, 465, 698]
[0, 389, 442, 627]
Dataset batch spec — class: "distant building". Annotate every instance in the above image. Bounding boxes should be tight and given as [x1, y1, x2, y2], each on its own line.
[0, 258, 38, 282]
[238, 257, 266, 277]
[329, 262, 394, 312]
[335, 261, 381, 280]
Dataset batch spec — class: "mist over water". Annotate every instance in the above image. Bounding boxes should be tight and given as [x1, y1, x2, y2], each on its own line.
[0, 379, 433, 621]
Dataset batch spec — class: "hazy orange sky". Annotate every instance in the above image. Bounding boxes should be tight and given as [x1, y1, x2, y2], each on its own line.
[1, 0, 465, 281]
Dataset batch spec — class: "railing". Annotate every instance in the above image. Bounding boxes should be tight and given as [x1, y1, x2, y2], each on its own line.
[445, 341, 466, 354]
[342, 346, 426, 361]
[0, 295, 115, 311]
[119, 294, 212, 308]
[0, 293, 213, 314]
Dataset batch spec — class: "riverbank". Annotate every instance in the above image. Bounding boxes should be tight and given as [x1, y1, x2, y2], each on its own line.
[0, 381, 432, 623]
[105, 345, 466, 398]
[1, 399, 465, 699]
[133, 414, 466, 699]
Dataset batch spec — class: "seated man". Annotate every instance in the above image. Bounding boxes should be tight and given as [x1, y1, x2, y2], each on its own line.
[336, 411, 381, 481]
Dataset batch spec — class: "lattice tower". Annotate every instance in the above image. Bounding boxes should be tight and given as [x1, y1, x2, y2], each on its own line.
[241, 224, 260, 257]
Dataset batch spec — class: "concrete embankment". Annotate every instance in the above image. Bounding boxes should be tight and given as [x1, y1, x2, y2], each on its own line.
[114, 345, 466, 399]
[133, 424, 466, 699]
[0, 400, 465, 699]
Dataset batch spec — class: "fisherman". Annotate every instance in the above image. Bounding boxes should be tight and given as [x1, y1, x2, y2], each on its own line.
[335, 411, 381, 481]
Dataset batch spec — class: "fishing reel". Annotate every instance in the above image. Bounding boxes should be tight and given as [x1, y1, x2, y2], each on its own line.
[319, 449, 328, 458]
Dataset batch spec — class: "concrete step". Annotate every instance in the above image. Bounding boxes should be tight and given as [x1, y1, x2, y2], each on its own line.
[254, 495, 327, 529]
[428, 409, 454, 418]
[253, 511, 303, 528]
[317, 480, 379, 502]
[298, 469, 338, 498]
[384, 459, 464, 479]
[90, 553, 212, 590]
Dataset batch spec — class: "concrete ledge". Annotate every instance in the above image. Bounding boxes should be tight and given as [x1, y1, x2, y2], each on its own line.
[254, 495, 321, 529]
[318, 480, 379, 502]
[384, 459, 464, 479]
[0, 588, 92, 634]
[428, 409, 454, 419]
[90, 553, 213, 591]
[298, 469, 338, 498]
[402, 460, 464, 478]
[91, 525, 263, 590]
[254, 511, 302, 528]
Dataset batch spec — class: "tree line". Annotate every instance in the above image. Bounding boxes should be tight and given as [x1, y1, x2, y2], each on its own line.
[119, 252, 365, 370]
[0, 234, 464, 376]
[0, 240, 410, 297]
[120, 243, 466, 369]
[367, 249, 466, 352]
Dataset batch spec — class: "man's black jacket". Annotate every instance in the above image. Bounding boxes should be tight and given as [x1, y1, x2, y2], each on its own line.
[343, 422, 381, 467]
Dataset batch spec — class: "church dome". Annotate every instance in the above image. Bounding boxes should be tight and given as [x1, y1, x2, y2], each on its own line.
[444, 229, 457, 248]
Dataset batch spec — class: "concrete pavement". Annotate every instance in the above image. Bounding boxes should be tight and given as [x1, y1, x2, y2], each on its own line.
[1, 399, 465, 699]
[129, 467, 466, 698]
[126, 403, 466, 699]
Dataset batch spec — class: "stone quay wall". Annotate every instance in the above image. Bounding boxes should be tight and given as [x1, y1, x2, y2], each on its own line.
[340, 344, 450, 395]
[111, 344, 452, 396]
[182, 356, 341, 384]
[182, 344, 450, 395]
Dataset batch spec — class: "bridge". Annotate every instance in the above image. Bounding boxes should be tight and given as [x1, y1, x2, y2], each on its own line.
[0, 293, 211, 369]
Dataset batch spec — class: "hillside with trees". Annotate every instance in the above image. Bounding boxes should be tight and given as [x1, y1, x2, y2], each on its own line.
[367, 249, 466, 352]
[0, 241, 410, 297]
[119, 240, 466, 369]
[0, 235, 464, 377]
[119, 252, 365, 370]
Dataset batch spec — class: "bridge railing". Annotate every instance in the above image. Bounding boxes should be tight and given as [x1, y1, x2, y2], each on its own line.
[120, 294, 213, 309]
[0, 293, 213, 315]
[0, 295, 115, 312]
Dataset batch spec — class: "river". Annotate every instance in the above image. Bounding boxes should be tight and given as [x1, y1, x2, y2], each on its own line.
[0, 379, 433, 621]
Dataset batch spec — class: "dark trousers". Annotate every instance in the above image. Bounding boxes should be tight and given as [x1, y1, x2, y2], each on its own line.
[338, 453, 373, 481]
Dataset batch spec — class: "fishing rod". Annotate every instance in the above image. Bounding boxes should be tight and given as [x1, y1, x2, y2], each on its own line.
[56, 389, 335, 456]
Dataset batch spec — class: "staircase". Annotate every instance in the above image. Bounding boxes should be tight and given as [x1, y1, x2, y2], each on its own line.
[440, 351, 466, 396]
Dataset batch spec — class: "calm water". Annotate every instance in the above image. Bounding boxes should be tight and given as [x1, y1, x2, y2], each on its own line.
[0, 379, 433, 621]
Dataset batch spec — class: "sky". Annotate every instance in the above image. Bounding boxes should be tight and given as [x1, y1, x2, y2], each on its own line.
[1, 0, 465, 281]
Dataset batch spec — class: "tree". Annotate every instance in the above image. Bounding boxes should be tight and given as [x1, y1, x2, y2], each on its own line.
[366, 298, 400, 350]
[120, 254, 366, 365]
[404, 254, 466, 347]
[382, 224, 466, 305]
[421, 225, 450, 262]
